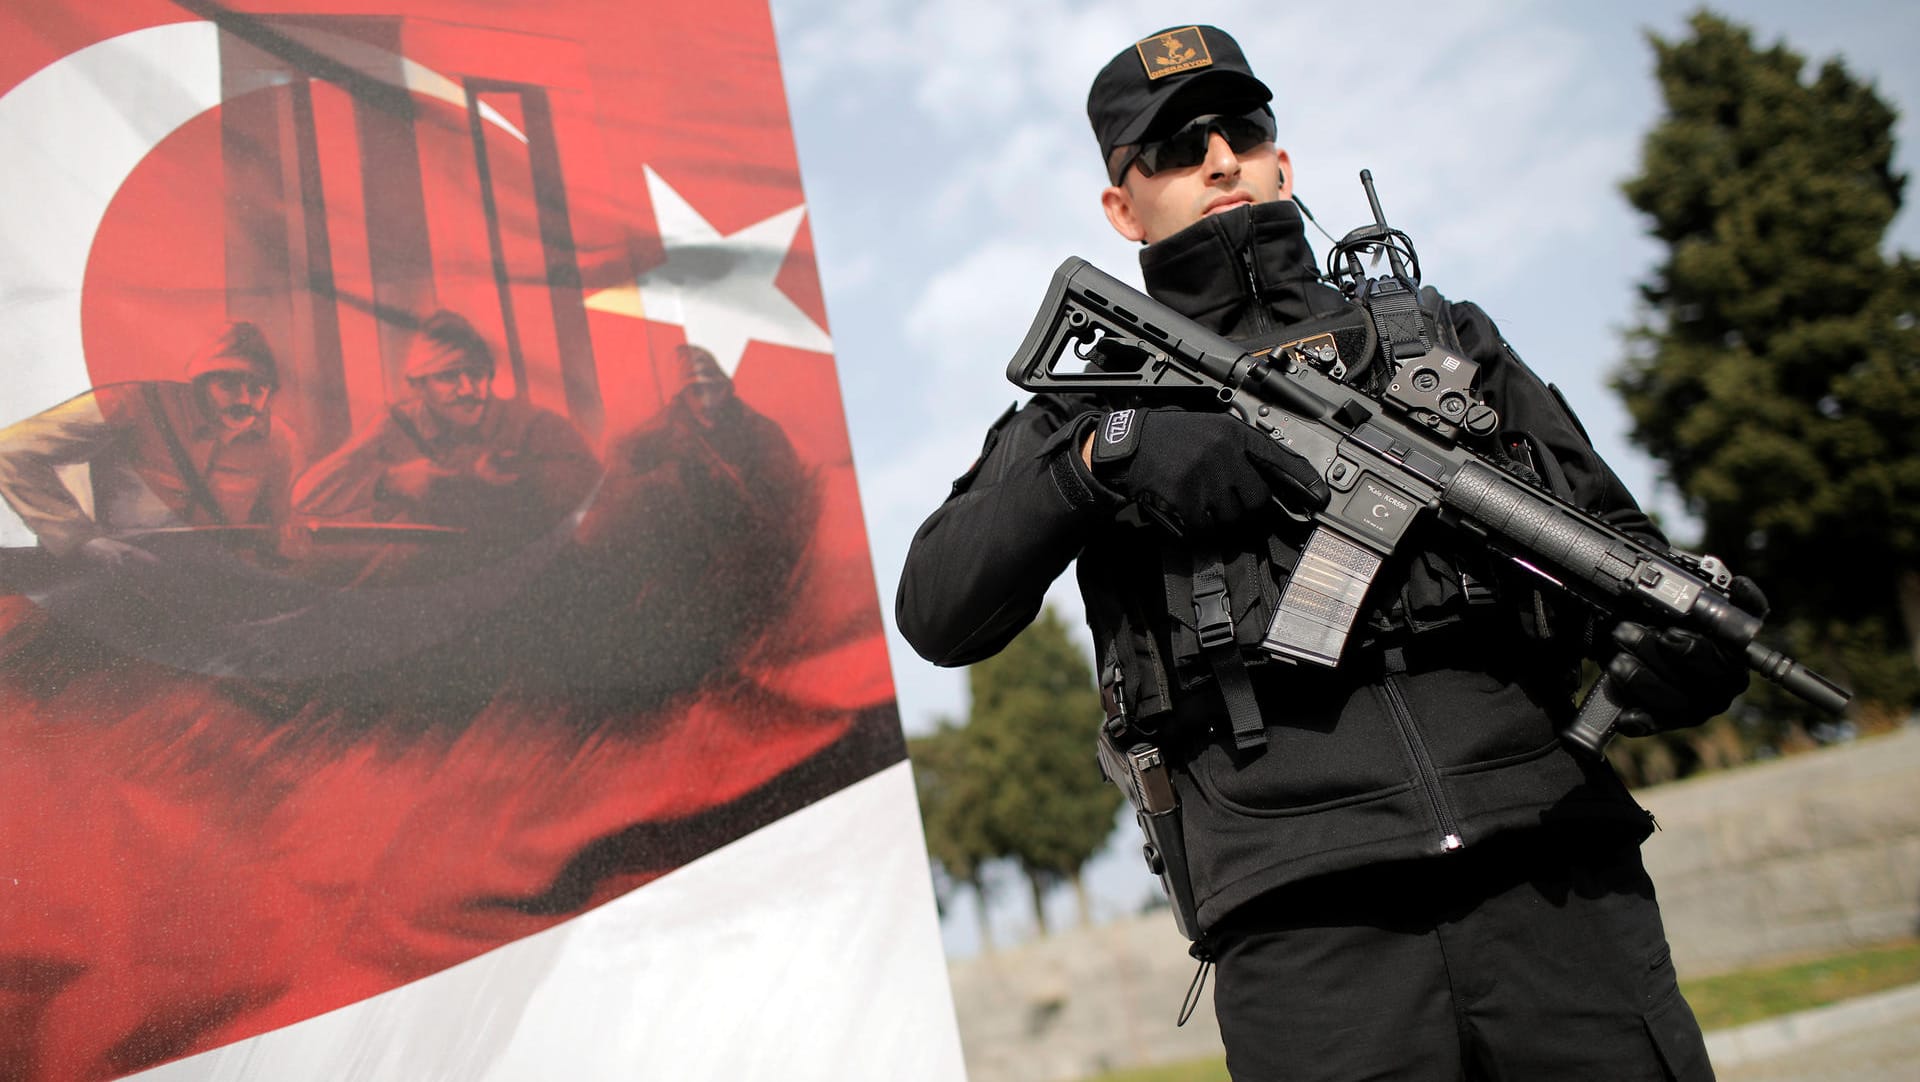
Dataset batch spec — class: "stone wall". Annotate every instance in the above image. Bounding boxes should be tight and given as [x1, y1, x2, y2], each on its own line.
[1637, 724, 1920, 975]
[945, 726, 1920, 1082]
[947, 911, 1223, 1082]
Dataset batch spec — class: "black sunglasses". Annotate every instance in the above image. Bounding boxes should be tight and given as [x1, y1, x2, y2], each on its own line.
[1108, 108, 1277, 185]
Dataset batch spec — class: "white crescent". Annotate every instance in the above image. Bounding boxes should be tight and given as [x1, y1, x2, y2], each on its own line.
[0, 19, 522, 546]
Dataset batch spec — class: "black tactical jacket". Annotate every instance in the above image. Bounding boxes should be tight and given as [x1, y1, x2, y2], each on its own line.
[898, 200, 1662, 934]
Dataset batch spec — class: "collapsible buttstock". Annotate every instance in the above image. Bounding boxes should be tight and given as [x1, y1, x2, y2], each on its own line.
[1008, 258, 1235, 396]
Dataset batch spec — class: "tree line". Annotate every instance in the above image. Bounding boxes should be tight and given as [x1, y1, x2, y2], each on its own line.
[1609, 9, 1919, 782]
[908, 607, 1122, 952]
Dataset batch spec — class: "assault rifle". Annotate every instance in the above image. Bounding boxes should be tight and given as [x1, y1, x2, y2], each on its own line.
[1006, 178, 1850, 753]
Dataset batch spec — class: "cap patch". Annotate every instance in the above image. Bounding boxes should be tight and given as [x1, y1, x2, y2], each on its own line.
[1135, 27, 1212, 80]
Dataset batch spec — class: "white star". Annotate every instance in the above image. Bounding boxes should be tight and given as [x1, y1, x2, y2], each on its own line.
[587, 166, 831, 375]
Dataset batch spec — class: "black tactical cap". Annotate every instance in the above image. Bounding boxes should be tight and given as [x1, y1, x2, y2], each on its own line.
[1087, 25, 1273, 164]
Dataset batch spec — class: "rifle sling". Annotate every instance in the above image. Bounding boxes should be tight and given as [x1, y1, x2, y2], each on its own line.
[388, 405, 440, 461]
[142, 382, 229, 526]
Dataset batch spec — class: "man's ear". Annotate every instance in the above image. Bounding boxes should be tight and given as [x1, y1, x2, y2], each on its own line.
[1275, 147, 1294, 200]
[1101, 184, 1147, 244]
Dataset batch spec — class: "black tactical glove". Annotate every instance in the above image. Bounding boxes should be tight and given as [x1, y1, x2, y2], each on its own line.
[1608, 575, 1767, 736]
[1088, 407, 1329, 535]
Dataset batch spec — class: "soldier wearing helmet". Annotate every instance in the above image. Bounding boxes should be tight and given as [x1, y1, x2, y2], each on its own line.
[0, 320, 303, 567]
[567, 341, 814, 683]
[293, 310, 598, 553]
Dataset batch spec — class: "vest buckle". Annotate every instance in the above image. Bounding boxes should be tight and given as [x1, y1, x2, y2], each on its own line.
[1194, 583, 1234, 649]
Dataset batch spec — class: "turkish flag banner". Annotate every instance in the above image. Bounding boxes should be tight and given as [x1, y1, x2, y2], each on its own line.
[0, 3, 958, 1079]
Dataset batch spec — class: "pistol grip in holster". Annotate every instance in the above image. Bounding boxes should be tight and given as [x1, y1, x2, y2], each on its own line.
[1137, 801, 1202, 943]
[1097, 667, 1204, 945]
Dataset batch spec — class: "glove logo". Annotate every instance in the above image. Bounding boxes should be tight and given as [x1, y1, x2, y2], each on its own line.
[1104, 409, 1137, 445]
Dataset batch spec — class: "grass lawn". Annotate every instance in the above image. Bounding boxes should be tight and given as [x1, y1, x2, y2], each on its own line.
[1079, 938, 1920, 1082]
[1681, 936, 1920, 1030]
[1085, 1059, 1232, 1082]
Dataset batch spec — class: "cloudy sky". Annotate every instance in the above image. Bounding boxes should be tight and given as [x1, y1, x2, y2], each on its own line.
[763, 0, 1920, 948]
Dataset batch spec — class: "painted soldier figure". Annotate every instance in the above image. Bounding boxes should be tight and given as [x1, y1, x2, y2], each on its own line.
[293, 310, 599, 555]
[0, 321, 303, 568]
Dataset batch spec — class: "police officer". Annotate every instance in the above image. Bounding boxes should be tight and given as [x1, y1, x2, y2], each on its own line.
[898, 25, 1752, 1082]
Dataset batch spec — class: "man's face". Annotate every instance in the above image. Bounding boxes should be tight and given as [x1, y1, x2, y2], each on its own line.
[1100, 125, 1290, 245]
[683, 377, 736, 429]
[416, 360, 493, 430]
[197, 370, 273, 434]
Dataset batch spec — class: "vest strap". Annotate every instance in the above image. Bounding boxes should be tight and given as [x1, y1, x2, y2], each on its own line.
[142, 383, 228, 526]
[1362, 277, 1431, 366]
[1193, 548, 1266, 751]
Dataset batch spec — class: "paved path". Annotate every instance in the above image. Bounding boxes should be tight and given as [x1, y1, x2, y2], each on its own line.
[1709, 980, 1920, 1081]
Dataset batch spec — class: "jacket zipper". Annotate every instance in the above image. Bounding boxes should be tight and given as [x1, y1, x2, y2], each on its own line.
[1240, 249, 1274, 336]
[1380, 671, 1465, 852]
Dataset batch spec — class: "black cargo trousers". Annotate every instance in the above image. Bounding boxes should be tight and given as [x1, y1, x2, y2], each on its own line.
[1207, 830, 1713, 1081]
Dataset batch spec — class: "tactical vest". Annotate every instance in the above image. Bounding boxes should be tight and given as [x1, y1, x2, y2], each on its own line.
[1089, 286, 1571, 743]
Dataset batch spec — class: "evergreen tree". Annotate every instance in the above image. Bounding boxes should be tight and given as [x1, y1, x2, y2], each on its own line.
[908, 718, 999, 952]
[1615, 10, 1920, 733]
[968, 606, 1121, 934]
